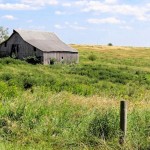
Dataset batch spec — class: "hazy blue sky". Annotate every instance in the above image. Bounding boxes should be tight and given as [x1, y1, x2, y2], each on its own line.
[0, 0, 150, 46]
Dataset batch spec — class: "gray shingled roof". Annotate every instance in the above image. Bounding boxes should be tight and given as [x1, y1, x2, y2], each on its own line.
[14, 29, 78, 53]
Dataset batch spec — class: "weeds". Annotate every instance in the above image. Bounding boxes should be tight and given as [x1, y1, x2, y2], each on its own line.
[0, 45, 149, 149]
[88, 53, 97, 61]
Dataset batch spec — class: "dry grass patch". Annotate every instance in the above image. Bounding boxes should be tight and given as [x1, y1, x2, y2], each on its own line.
[71, 44, 150, 59]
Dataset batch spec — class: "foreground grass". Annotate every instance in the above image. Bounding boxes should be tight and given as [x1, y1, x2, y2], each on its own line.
[0, 91, 149, 149]
[0, 45, 150, 149]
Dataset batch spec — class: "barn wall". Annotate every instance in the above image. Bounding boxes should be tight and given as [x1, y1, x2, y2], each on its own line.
[43, 52, 78, 65]
[0, 32, 79, 65]
[0, 33, 43, 61]
[0, 40, 11, 57]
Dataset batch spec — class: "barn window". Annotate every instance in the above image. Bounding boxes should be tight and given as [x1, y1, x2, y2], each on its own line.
[4, 42, 7, 47]
[62, 57, 63, 59]
[34, 47, 36, 52]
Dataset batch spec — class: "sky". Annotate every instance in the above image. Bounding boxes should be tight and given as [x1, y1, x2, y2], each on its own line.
[0, 0, 150, 46]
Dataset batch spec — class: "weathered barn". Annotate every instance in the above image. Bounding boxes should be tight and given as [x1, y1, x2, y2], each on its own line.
[0, 29, 78, 64]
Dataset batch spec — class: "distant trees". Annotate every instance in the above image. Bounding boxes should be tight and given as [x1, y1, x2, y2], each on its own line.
[0, 26, 9, 43]
[108, 43, 113, 46]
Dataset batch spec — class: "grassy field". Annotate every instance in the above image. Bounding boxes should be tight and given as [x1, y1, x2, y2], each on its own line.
[0, 45, 149, 149]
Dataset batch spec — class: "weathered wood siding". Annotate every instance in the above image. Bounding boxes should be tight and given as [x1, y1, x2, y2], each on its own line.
[0, 33, 43, 60]
[0, 32, 79, 65]
[43, 52, 78, 65]
[0, 40, 10, 57]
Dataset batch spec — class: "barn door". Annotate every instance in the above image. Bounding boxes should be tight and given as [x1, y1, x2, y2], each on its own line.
[10, 44, 19, 58]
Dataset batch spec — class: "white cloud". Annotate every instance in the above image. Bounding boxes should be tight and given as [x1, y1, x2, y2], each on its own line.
[54, 24, 65, 29]
[75, 0, 87, 6]
[87, 17, 122, 24]
[62, 2, 71, 7]
[69, 24, 87, 30]
[55, 10, 66, 15]
[81, 1, 113, 12]
[0, 3, 37, 10]
[55, 22, 87, 30]
[0, 0, 59, 10]
[73, 0, 150, 22]
[21, 0, 58, 6]
[67, 22, 87, 30]
[120, 25, 133, 30]
[105, 0, 118, 4]
[2, 15, 17, 20]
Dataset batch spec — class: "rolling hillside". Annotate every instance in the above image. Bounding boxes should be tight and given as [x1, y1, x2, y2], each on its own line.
[0, 45, 149, 149]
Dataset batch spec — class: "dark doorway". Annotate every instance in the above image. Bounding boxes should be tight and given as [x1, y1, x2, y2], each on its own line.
[10, 44, 19, 58]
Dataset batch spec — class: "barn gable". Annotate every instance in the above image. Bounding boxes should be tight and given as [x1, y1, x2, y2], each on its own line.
[0, 29, 78, 64]
[14, 30, 77, 53]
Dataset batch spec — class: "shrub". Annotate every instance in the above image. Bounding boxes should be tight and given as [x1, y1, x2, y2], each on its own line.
[22, 75, 36, 90]
[0, 57, 24, 65]
[108, 43, 113, 46]
[50, 58, 56, 65]
[1, 73, 13, 81]
[88, 54, 97, 61]
[24, 56, 41, 65]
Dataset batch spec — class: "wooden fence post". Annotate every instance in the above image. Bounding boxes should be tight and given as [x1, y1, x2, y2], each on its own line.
[119, 100, 127, 145]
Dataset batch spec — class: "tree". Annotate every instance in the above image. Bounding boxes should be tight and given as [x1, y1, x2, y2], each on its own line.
[108, 43, 113, 46]
[0, 26, 9, 43]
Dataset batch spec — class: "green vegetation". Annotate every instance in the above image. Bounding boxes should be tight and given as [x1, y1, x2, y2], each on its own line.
[0, 45, 150, 149]
[0, 26, 9, 43]
[23, 56, 41, 65]
[88, 53, 97, 61]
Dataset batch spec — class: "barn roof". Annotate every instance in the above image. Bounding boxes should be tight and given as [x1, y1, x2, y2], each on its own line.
[13, 29, 78, 53]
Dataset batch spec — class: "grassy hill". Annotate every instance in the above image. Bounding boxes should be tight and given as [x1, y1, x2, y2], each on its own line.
[0, 45, 149, 149]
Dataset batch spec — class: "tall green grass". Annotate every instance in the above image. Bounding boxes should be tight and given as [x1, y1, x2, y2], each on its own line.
[0, 44, 149, 150]
[0, 57, 150, 100]
[0, 91, 149, 149]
